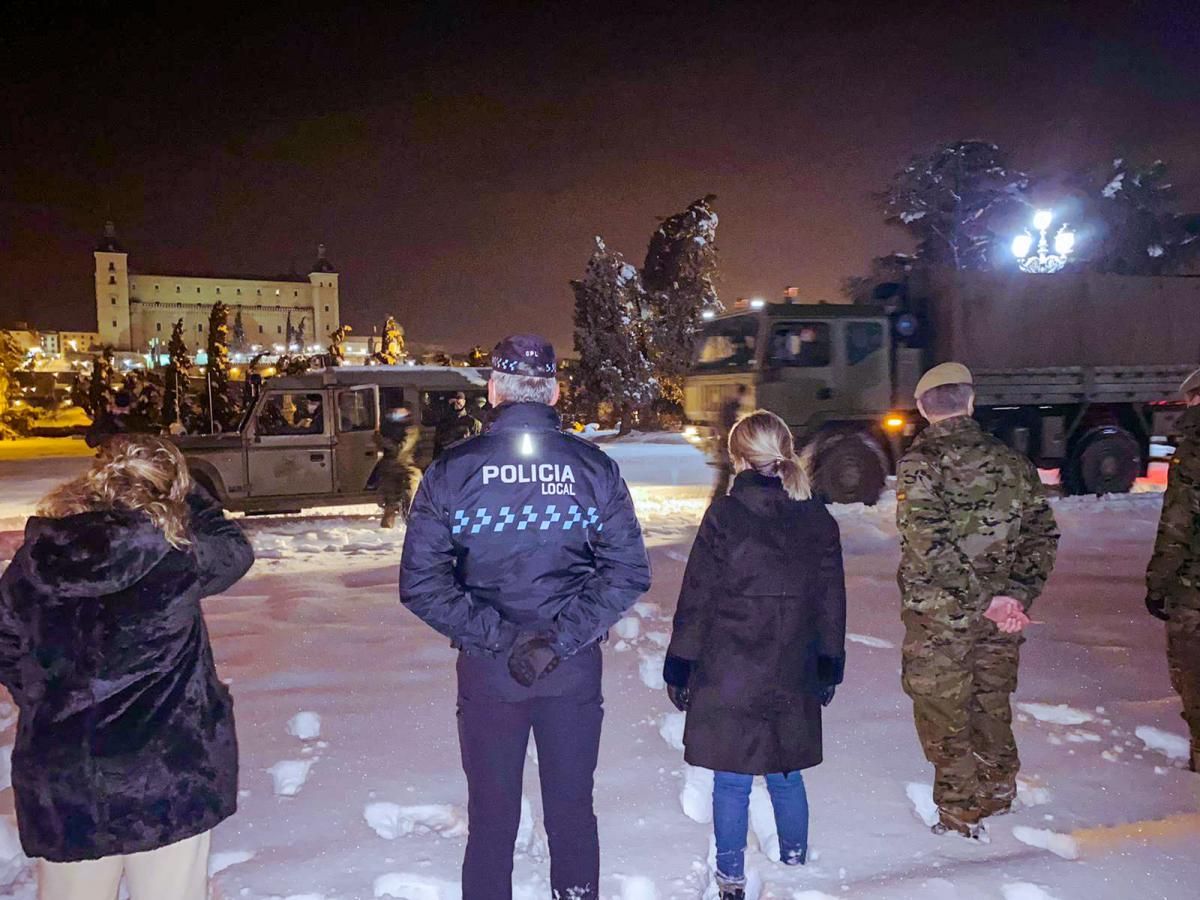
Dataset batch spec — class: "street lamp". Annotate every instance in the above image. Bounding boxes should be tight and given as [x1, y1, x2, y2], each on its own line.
[1012, 209, 1076, 274]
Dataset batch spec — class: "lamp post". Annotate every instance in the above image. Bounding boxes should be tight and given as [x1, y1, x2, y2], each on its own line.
[1012, 209, 1076, 274]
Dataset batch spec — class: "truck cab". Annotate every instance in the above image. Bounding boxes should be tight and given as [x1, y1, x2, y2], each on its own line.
[685, 304, 904, 504]
[176, 366, 490, 514]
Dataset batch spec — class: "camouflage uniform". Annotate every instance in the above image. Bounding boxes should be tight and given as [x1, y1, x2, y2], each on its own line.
[1146, 405, 1200, 771]
[897, 416, 1059, 831]
[377, 421, 421, 528]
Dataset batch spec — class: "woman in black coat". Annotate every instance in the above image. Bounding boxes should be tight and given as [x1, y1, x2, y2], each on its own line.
[0, 435, 254, 900]
[663, 410, 846, 900]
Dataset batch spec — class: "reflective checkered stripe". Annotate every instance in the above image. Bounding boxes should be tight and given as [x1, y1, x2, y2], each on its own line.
[451, 504, 603, 535]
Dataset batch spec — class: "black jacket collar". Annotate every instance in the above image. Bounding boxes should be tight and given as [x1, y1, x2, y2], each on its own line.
[487, 402, 561, 433]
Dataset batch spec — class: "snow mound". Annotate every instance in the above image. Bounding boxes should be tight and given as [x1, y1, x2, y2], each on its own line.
[645, 630, 670, 648]
[364, 802, 467, 839]
[659, 711, 686, 750]
[516, 795, 548, 858]
[614, 874, 660, 900]
[1017, 703, 1094, 726]
[1135, 725, 1190, 761]
[846, 633, 895, 649]
[1002, 885, 1061, 900]
[680, 765, 714, 823]
[373, 872, 461, 900]
[632, 601, 662, 620]
[287, 711, 322, 741]
[1012, 826, 1080, 860]
[0, 745, 12, 791]
[1016, 775, 1052, 808]
[613, 616, 641, 640]
[638, 651, 666, 690]
[791, 893, 840, 900]
[209, 849, 256, 876]
[267, 759, 314, 797]
[905, 782, 938, 827]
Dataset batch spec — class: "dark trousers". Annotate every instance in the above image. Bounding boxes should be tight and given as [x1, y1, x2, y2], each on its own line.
[457, 644, 604, 900]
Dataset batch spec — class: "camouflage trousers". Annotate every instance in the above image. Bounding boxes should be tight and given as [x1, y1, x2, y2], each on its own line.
[901, 615, 1023, 827]
[377, 456, 422, 524]
[1167, 612, 1200, 766]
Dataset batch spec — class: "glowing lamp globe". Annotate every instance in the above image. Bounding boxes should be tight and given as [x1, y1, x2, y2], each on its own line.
[1011, 233, 1034, 258]
[1033, 210, 1053, 231]
[1054, 230, 1075, 255]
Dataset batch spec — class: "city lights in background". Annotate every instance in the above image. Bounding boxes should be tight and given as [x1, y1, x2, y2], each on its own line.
[1012, 209, 1076, 274]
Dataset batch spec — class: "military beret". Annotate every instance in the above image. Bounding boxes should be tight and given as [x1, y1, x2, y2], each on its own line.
[491, 333, 557, 379]
[1182, 367, 1200, 397]
[914, 362, 974, 399]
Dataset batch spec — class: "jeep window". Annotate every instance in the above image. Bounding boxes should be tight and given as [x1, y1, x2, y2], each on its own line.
[257, 392, 326, 436]
[337, 387, 377, 433]
[846, 321, 884, 366]
[691, 315, 758, 371]
[768, 323, 831, 368]
[422, 390, 489, 427]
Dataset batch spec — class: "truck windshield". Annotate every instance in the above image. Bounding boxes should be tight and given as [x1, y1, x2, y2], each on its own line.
[691, 315, 759, 371]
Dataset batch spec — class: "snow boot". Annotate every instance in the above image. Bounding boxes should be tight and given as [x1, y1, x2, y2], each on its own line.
[932, 808, 988, 842]
[717, 884, 745, 900]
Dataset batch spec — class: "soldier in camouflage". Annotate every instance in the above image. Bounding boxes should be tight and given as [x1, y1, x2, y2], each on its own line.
[897, 362, 1060, 839]
[1145, 367, 1200, 773]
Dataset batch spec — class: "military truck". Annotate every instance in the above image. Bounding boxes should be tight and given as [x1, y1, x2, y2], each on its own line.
[684, 269, 1200, 504]
[175, 366, 489, 513]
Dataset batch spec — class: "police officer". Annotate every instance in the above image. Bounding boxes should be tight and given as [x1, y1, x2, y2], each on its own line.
[433, 390, 483, 458]
[1146, 366, 1200, 773]
[376, 403, 421, 528]
[897, 363, 1059, 839]
[400, 334, 651, 900]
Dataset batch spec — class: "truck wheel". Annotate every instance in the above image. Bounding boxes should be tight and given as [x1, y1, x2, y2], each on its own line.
[1062, 427, 1141, 496]
[813, 432, 887, 506]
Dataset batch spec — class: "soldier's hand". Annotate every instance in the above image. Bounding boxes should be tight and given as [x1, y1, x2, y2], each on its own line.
[985, 597, 1030, 634]
[1145, 593, 1170, 622]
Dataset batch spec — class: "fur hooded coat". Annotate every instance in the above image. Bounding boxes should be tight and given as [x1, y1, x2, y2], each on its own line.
[0, 490, 253, 862]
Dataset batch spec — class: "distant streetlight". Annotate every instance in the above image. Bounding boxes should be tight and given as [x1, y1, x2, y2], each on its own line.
[701, 310, 716, 320]
[1012, 209, 1076, 274]
[749, 297, 766, 309]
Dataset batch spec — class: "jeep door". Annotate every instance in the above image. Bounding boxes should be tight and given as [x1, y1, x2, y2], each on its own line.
[246, 389, 335, 496]
[334, 384, 381, 494]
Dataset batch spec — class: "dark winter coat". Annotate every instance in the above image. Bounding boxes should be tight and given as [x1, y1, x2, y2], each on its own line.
[400, 401, 651, 659]
[664, 470, 846, 774]
[433, 410, 483, 458]
[0, 491, 254, 862]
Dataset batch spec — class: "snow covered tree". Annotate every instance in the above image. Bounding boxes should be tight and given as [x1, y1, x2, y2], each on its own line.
[642, 195, 722, 397]
[0, 332, 30, 438]
[232, 309, 247, 353]
[86, 348, 116, 418]
[162, 319, 192, 428]
[1067, 157, 1200, 276]
[373, 316, 406, 365]
[466, 345, 489, 367]
[286, 310, 295, 349]
[883, 141, 1029, 270]
[203, 301, 239, 432]
[328, 325, 352, 366]
[296, 316, 308, 349]
[572, 236, 658, 433]
[840, 253, 918, 305]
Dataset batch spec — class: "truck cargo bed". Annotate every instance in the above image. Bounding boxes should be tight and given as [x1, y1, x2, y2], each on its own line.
[974, 366, 1195, 406]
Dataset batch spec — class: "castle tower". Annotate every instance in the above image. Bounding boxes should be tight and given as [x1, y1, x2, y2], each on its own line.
[95, 221, 131, 350]
[309, 243, 340, 349]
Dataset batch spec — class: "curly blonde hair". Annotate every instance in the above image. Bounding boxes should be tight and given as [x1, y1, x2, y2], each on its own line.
[728, 409, 813, 501]
[38, 435, 194, 547]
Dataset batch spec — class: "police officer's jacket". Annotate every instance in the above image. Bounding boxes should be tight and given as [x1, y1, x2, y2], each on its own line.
[400, 402, 651, 658]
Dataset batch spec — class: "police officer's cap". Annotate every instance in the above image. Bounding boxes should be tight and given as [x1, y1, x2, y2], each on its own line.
[492, 334, 556, 379]
[914, 362, 974, 400]
[1183, 367, 1200, 397]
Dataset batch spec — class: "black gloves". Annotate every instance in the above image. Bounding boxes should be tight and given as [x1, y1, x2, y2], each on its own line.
[817, 684, 836, 707]
[667, 684, 691, 712]
[1146, 594, 1170, 622]
[508, 635, 561, 687]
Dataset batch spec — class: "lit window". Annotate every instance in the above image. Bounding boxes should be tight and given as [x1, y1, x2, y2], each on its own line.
[275, 289, 280, 296]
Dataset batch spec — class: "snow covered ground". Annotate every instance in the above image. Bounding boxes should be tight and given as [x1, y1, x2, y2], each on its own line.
[0, 436, 1195, 899]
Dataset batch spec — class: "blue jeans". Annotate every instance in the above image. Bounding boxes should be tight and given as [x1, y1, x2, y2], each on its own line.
[713, 771, 809, 883]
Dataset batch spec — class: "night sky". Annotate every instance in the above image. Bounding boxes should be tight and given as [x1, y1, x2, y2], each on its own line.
[3, 1, 1199, 351]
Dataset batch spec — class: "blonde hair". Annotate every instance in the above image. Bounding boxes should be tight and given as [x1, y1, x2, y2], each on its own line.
[38, 435, 194, 547]
[728, 409, 813, 501]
